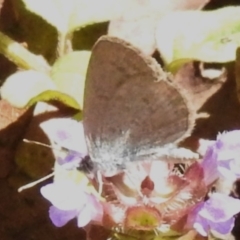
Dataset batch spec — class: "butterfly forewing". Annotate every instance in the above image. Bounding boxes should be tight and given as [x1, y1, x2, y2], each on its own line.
[83, 36, 194, 175]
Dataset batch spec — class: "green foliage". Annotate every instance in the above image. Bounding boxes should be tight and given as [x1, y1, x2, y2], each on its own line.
[22, 0, 122, 35]
[156, 6, 240, 64]
[0, 70, 55, 108]
[1, 3, 240, 109]
[50, 51, 91, 109]
[27, 90, 80, 109]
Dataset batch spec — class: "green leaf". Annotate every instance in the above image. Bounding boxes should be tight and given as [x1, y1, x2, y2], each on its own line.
[27, 90, 80, 109]
[16, 141, 55, 179]
[22, 0, 123, 34]
[0, 70, 55, 108]
[50, 50, 91, 110]
[156, 6, 240, 64]
[0, 31, 51, 72]
[166, 59, 193, 74]
[0, 50, 89, 109]
[72, 111, 83, 121]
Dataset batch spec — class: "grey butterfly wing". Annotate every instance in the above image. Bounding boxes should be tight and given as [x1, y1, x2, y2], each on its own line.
[83, 36, 194, 175]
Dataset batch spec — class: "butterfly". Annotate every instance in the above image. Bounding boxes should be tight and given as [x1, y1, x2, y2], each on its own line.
[82, 36, 195, 177]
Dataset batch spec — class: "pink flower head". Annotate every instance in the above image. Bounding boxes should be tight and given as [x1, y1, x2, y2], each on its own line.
[102, 161, 207, 232]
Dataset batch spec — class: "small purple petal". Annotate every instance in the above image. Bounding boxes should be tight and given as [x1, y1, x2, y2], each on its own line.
[188, 193, 240, 236]
[41, 182, 87, 210]
[57, 150, 87, 170]
[216, 131, 240, 150]
[49, 206, 79, 227]
[76, 194, 103, 227]
[54, 120, 88, 154]
[55, 130, 69, 142]
[87, 194, 104, 223]
[57, 151, 81, 165]
[77, 194, 103, 226]
[199, 193, 240, 222]
[218, 159, 231, 170]
[210, 217, 234, 235]
[77, 204, 92, 227]
[41, 118, 88, 154]
[201, 130, 240, 186]
[193, 215, 210, 237]
[41, 181, 103, 228]
[194, 216, 234, 236]
[201, 148, 219, 186]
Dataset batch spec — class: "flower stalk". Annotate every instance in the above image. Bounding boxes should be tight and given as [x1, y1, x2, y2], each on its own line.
[0, 31, 51, 73]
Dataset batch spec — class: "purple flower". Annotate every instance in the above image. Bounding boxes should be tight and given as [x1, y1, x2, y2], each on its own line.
[42, 118, 89, 170]
[53, 119, 88, 155]
[41, 118, 88, 155]
[40, 118, 103, 228]
[41, 181, 103, 227]
[214, 131, 240, 179]
[187, 193, 240, 236]
[57, 150, 87, 170]
[201, 130, 240, 186]
[200, 146, 219, 186]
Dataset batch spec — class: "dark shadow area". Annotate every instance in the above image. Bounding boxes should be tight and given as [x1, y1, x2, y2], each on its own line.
[0, 103, 85, 239]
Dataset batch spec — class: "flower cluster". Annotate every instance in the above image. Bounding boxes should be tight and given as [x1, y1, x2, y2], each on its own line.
[40, 119, 240, 240]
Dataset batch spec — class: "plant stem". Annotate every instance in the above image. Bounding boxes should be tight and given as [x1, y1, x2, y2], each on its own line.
[0, 31, 51, 73]
[57, 31, 73, 57]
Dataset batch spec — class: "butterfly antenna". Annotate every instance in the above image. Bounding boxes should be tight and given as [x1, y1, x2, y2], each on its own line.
[23, 139, 62, 151]
[18, 172, 54, 192]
